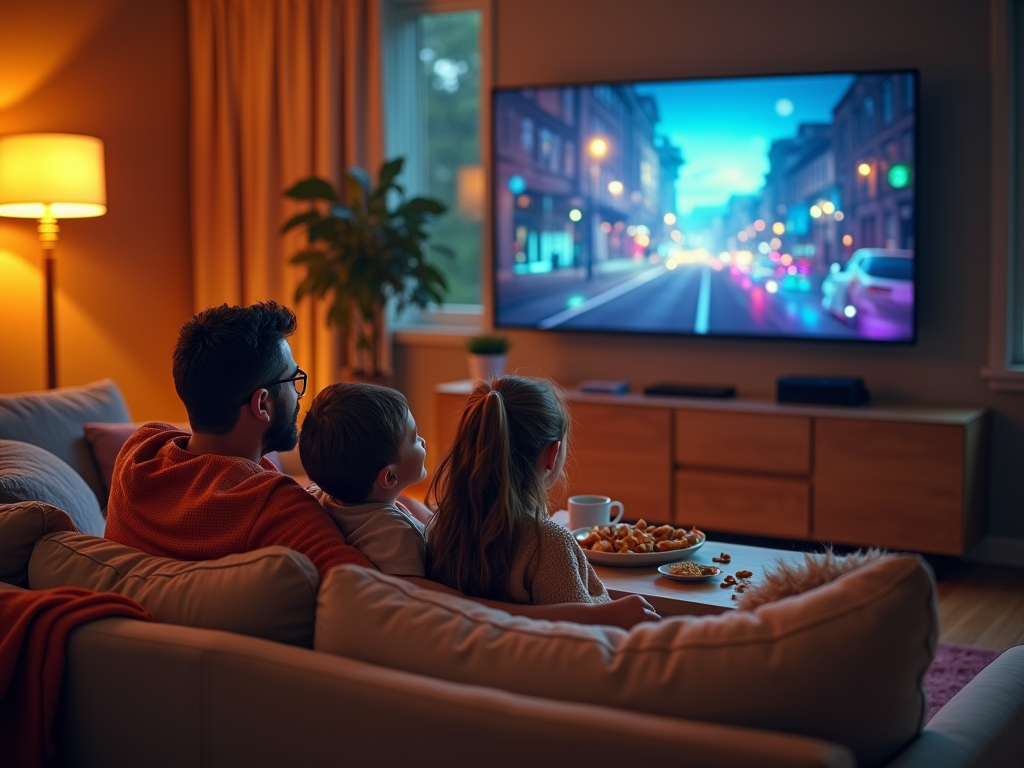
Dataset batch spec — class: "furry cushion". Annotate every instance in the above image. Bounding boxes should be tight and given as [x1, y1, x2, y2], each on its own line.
[736, 547, 887, 610]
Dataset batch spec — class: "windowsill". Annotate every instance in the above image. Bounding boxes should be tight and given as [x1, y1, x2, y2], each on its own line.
[391, 304, 483, 347]
[980, 367, 1024, 392]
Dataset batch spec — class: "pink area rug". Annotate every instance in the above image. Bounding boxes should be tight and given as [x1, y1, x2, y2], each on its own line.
[924, 642, 1003, 722]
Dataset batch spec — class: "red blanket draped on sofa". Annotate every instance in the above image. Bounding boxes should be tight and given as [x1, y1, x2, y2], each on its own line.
[0, 587, 152, 768]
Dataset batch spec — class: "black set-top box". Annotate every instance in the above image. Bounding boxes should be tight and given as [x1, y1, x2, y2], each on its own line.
[776, 376, 870, 406]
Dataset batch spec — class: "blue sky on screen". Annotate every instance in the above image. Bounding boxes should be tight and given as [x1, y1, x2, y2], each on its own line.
[636, 74, 855, 215]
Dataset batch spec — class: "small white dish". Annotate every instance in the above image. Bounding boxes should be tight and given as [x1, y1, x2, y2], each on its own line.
[656, 562, 722, 582]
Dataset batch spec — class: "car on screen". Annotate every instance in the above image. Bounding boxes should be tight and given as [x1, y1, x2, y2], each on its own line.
[821, 248, 914, 332]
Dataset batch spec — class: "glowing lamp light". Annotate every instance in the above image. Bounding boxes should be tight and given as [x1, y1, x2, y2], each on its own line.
[607, 180, 624, 195]
[770, 237, 782, 249]
[567, 295, 586, 309]
[626, 225, 637, 236]
[844, 305, 858, 318]
[589, 138, 608, 158]
[781, 254, 793, 266]
[835, 211, 845, 221]
[788, 265, 798, 275]
[821, 201, 835, 215]
[670, 230, 682, 242]
[568, 208, 582, 222]
[737, 231, 748, 242]
[635, 233, 650, 247]
[663, 212, 677, 225]
[772, 222, 785, 235]
[810, 205, 822, 218]
[766, 280, 779, 294]
[666, 258, 678, 270]
[754, 219, 766, 231]
[517, 194, 531, 208]
[600, 221, 612, 233]
[0, 133, 107, 390]
[857, 162, 872, 177]
[888, 164, 911, 188]
[508, 175, 527, 194]
[757, 242, 770, 255]
[842, 234, 854, 246]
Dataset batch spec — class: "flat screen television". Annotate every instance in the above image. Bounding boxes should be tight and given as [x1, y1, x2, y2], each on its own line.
[491, 70, 917, 342]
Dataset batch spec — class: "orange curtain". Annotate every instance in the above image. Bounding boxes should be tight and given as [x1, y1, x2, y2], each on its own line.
[187, 0, 383, 394]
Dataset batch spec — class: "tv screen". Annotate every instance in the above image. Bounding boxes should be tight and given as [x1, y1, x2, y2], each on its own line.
[492, 70, 917, 342]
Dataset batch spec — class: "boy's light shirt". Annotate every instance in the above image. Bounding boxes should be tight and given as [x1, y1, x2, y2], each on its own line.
[311, 485, 427, 577]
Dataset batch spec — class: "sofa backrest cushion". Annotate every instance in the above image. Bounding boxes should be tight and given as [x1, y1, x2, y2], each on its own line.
[0, 440, 106, 536]
[0, 502, 78, 587]
[0, 380, 131, 506]
[316, 556, 937, 767]
[29, 532, 320, 646]
[83, 422, 284, 496]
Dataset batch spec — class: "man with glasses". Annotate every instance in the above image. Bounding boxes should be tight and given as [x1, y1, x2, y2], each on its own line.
[104, 301, 374, 577]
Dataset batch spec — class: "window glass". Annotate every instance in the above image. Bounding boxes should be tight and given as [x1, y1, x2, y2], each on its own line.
[416, 11, 482, 305]
[862, 256, 913, 280]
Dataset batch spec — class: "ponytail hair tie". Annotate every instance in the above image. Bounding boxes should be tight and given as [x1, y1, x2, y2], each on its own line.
[487, 389, 503, 401]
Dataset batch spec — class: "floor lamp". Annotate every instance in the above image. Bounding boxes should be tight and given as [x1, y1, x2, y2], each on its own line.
[0, 134, 107, 389]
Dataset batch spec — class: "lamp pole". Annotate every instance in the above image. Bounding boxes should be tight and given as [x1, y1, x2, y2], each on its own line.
[38, 207, 59, 389]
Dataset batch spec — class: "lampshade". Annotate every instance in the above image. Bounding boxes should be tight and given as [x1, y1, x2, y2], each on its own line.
[0, 133, 107, 218]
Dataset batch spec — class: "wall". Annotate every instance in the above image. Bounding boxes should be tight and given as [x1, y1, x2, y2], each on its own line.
[397, 0, 1024, 553]
[0, 0, 192, 421]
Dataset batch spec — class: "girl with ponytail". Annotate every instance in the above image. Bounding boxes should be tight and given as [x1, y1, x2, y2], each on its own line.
[426, 376, 609, 605]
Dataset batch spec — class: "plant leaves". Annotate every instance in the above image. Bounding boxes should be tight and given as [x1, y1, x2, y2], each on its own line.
[284, 177, 340, 202]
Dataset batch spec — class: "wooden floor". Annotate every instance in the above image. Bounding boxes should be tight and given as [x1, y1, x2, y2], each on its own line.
[935, 561, 1024, 651]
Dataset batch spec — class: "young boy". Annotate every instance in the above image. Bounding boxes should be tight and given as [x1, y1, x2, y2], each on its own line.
[299, 383, 428, 576]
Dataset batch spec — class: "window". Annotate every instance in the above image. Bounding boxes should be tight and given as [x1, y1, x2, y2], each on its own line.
[383, 0, 489, 316]
[984, 0, 1024, 388]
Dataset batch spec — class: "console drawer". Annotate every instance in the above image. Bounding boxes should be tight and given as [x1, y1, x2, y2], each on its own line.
[674, 469, 810, 538]
[674, 410, 810, 475]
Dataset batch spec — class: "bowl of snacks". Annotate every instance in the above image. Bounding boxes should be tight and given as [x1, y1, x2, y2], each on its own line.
[573, 520, 705, 567]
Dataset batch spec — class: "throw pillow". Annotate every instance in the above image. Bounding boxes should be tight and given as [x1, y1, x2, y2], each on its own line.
[316, 555, 937, 767]
[0, 440, 106, 536]
[29, 532, 320, 646]
[736, 547, 887, 610]
[0, 380, 131, 506]
[0, 502, 77, 587]
[84, 421, 284, 495]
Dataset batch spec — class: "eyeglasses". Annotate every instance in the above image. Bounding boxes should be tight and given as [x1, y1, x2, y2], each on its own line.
[245, 367, 307, 404]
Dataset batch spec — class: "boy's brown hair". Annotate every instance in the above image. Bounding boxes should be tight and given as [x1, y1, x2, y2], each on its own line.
[300, 382, 409, 503]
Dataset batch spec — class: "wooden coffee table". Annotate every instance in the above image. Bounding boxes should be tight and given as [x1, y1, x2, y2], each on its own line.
[591, 540, 807, 617]
[551, 511, 806, 617]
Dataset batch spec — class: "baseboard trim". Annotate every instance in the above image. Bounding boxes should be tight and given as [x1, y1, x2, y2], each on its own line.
[965, 535, 1024, 568]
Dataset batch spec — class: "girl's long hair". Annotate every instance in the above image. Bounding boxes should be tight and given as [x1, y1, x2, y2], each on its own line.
[426, 376, 569, 600]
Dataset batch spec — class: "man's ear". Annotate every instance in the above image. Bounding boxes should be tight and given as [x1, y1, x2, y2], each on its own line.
[245, 389, 273, 423]
[377, 465, 399, 490]
[544, 440, 562, 472]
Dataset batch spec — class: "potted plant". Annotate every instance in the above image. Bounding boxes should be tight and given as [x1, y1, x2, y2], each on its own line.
[466, 334, 511, 383]
[282, 158, 452, 381]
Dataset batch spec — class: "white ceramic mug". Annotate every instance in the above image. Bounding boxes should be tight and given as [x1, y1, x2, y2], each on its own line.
[568, 494, 625, 530]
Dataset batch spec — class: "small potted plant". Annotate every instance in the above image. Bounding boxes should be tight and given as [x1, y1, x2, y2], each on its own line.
[466, 334, 511, 383]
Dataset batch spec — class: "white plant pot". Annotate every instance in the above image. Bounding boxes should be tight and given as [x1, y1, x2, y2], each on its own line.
[468, 353, 507, 384]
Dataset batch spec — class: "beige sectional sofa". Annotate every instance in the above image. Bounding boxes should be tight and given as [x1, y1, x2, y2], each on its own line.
[2, 381, 1024, 768]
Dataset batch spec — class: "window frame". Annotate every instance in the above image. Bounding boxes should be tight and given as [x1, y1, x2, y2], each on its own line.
[381, 0, 493, 337]
[983, 0, 1024, 391]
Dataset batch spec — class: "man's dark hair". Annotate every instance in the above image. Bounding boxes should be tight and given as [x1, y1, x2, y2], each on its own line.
[172, 302, 297, 434]
[300, 382, 409, 504]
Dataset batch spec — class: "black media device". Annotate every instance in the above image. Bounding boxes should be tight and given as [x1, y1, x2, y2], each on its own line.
[644, 383, 737, 398]
[776, 376, 870, 406]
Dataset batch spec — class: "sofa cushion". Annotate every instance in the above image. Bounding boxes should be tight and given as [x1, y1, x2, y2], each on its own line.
[83, 422, 284, 495]
[316, 555, 937, 767]
[0, 439, 106, 536]
[29, 532, 320, 646]
[0, 380, 131, 506]
[0, 502, 77, 587]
